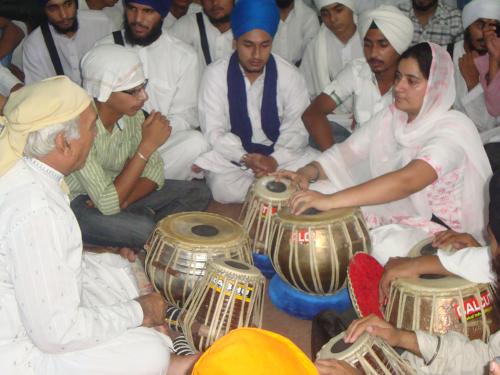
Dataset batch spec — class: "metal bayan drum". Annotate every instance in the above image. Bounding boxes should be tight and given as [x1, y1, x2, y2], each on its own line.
[384, 237, 498, 341]
[317, 332, 415, 375]
[144, 212, 252, 307]
[271, 207, 371, 294]
[181, 258, 265, 352]
[240, 176, 295, 255]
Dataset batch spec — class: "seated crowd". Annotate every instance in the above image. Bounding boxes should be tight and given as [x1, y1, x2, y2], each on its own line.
[0, 0, 500, 374]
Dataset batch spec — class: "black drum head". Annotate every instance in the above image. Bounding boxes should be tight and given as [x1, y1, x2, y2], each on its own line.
[191, 224, 219, 237]
[303, 208, 321, 215]
[266, 180, 287, 193]
[330, 338, 352, 354]
[420, 242, 438, 256]
[225, 259, 250, 270]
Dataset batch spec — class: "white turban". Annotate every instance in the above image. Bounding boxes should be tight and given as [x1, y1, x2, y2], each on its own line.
[358, 5, 414, 55]
[313, 0, 356, 12]
[81, 44, 145, 103]
[462, 0, 500, 29]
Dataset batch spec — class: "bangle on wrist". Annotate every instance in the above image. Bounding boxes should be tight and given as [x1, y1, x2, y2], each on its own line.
[137, 151, 148, 162]
[424, 335, 441, 366]
[308, 163, 320, 183]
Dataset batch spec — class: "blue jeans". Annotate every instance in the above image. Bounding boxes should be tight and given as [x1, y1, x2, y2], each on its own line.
[309, 121, 352, 150]
[71, 179, 212, 249]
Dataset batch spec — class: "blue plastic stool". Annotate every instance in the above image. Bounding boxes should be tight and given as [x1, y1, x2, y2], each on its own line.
[268, 274, 352, 320]
[252, 252, 276, 279]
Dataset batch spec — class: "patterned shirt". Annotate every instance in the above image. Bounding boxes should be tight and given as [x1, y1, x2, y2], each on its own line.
[66, 111, 165, 215]
[398, 1, 463, 47]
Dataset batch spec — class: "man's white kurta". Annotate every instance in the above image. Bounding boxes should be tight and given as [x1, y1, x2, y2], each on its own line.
[272, 0, 320, 65]
[96, 31, 210, 180]
[170, 11, 234, 74]
[194, 53, 319, 203]
[452, 40, 500, 141]
[300, 25, 363, 128]
[78, 0, 124, 31]
[0, 66, 21, 96]
[23, 10, 112, 85]
[322, 57, 393, 129]
[0, 158, 171, 375]
[163, 2, 203, 30]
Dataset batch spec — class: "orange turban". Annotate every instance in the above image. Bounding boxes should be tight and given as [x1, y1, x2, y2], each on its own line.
[192, 328, 319, 375]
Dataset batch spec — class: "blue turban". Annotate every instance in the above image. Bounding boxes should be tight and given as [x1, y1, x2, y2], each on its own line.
[231, 0, 280, 39]
[123, 0, 172, 18]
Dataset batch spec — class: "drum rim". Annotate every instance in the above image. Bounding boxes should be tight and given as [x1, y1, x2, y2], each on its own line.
[276, 207, 361, 224]
[318, 332, 371, 361]
[391, 275, 488, 292]
[208, 258, 264, 279]
[154, 211, 248, 248]
[408, 237, 453, 258]
[253, 176, 294, 202]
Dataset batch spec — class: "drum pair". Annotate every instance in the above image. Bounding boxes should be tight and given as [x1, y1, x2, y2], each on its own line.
[144, 212, 265, 352]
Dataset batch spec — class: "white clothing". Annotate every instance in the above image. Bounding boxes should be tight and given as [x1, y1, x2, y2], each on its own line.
[315, 43, 491, 243]
[78, 0, 124, 31]
[300, 25, 363, 128]
[272, 0, 320, 65]
[96, 31, 209, 179]
[11, 20, 27, 70]
[437, 245, 495, 283]
[322, 57, 393, 128]
[170, 11, 233, 74]
[403, 330, 500, 374]
[0, 66, 21, 96]
[453, 41, 500, 139]
[194, 53, 319, 203]
[163, 3, 203, 30]
[0, 158, 172, 375]
[23, 10, 112, 85]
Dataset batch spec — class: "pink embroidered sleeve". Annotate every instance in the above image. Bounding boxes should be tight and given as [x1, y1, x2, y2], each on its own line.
[475, 54, 500, 117]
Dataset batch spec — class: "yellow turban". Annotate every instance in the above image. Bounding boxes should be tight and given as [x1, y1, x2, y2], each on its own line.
[0, 76, 91, 176]
[192, 328, 319, 375]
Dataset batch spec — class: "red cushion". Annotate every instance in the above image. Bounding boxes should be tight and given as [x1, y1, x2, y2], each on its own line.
[347, 253, 384, 319]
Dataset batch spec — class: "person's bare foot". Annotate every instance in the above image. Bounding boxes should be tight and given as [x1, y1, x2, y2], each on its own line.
[167, 353, 201, 375]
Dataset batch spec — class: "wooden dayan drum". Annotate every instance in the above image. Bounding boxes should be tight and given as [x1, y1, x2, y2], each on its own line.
[240, 176, 295, 255]
[271, 207, 371, 294]
[180, 258, 265, 352]
[144, 212, 252, 307]
[317, 332, 415, 375]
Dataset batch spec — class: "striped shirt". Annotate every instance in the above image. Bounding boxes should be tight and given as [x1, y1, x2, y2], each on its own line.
[66, 111, 165, 215]
[398, 1, 463, 47]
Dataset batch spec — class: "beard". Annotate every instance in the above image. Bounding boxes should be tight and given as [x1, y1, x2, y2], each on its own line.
[412, 0, 438, 12]
[464, 28, 488, 55]
[276, 0, 294, 9]
[124, 18, 163, 46]
[51, 17, 79, 35]
[207, 13, 231, 25]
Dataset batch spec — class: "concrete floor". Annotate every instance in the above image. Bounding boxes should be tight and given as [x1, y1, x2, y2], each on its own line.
[207, 201, 312, 358]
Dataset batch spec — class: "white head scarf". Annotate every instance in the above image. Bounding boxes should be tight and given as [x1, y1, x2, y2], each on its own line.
[317, 43, 492, 242]
[462, 0, 500, 29]
[313, 0, 356, 12]
[81, 44, 145, 103]
[358, 5, 413, 55]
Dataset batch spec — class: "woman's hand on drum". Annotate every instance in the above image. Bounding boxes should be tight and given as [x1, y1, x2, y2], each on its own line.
[432, 230, 480, 250]
[315, 359, 361, 375]
[378, 257, 419, 305]
[344, 315, 402, 347]
[273, 169, 310, 191]
[289, 190, 333, 215]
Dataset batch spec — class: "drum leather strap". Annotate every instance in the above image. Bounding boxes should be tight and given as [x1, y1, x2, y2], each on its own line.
[196, 12, 212, 66]
[40, 21, 64, 76]
[423, 335, 441, 366]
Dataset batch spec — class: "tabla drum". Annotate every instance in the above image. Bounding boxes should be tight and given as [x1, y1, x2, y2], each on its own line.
[408, 237, 452, 258]
[240, 176, 295, 255]
[144, 212, 252, 307]
[270, 207, 371, 295]
[384, 275, 497, 341]
[180, 258, 265, 352]
[317, 332, 415, 375]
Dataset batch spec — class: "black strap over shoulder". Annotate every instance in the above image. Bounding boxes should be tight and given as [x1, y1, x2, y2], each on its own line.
[40, 21, 64, 76]
[446, 42, 454, 59]
[113, 30, 125, 46]
[196, 12, 212, 66]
